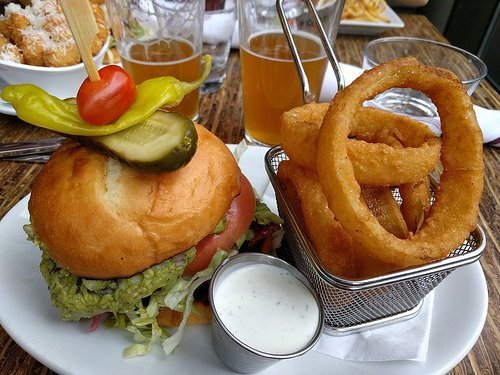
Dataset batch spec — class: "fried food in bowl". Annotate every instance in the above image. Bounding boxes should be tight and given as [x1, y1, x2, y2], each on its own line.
[0, 0, 110, 100]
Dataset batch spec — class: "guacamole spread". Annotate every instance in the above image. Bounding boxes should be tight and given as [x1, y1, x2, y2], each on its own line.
[25, 223, 195, 321]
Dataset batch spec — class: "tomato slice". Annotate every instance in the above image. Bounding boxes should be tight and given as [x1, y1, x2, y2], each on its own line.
[183, 174, 256, 275]
[77, 65, 136, 125]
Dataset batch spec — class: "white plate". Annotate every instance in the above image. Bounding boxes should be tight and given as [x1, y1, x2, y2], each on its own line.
[339, 5, 405, 35]
[0, 100, 16, 116]
[0, 146, 487, 375]
[320, 62, 363, 102]
[0, 79, 16, 116]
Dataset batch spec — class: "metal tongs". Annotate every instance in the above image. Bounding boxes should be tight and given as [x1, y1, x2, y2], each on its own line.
[0, 137, 65, 163]
[276, 0, 346, 103]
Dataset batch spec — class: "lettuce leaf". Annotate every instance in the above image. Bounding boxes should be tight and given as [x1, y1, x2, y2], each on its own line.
[121, 250, 228, 357]
[162, 250, 228, 355]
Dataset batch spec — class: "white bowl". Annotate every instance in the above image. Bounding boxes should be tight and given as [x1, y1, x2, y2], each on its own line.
[0, 36, 110, 100]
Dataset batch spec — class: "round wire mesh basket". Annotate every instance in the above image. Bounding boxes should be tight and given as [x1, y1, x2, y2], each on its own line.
[265, 146, 486, 335]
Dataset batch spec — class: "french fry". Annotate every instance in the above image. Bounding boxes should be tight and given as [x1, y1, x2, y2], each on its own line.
[342, 0, 390, 23]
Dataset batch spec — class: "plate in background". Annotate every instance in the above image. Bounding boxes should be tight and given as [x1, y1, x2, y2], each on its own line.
[340, 5, 405, 35]
[0, 79, 16, 116]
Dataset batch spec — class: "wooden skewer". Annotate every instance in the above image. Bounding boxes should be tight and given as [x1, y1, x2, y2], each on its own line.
[59, 0, 100, 81]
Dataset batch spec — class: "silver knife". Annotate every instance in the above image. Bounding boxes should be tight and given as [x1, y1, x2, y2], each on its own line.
[0, 137, 65, 159]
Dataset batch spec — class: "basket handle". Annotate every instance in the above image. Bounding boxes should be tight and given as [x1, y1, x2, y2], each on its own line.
[276, 0, 346, 103]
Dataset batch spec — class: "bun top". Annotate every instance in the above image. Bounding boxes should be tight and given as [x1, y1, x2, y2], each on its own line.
[29, 125, 241, 279]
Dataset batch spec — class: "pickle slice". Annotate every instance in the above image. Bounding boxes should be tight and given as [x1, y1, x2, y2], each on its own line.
[79, 111, 198, 172]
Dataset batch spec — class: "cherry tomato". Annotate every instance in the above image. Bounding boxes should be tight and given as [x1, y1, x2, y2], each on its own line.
[77, 65, 136, 125]
[183, 174, 256, 275]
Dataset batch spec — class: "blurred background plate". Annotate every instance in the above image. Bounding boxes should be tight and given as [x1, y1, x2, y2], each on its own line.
[339, 4, 404, 35]
[0, 79, 16, 116]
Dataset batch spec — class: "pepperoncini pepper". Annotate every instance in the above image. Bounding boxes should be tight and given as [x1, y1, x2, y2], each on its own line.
[0, 55, 212, 136]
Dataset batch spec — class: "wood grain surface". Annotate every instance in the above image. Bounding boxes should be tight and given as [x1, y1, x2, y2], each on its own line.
[0, 13, 498, 375]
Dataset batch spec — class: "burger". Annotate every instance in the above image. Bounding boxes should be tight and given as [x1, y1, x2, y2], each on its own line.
[24, 124, 282, 356]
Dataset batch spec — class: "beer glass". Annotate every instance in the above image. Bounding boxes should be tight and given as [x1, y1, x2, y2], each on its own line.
[239, 0, 344, 146]
[106, 0, 204, 121]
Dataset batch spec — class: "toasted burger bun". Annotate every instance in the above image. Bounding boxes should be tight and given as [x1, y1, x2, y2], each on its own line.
[29, 125, 241, 279]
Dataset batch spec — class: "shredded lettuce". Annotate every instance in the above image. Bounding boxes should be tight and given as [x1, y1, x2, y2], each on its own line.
[123, 320, 164, 357]
[162, 250, 228, 355]
[234, 229, 253, 251]
[212, 216, 227, 234]
[120, 249, 228, 357]
[255, 200, 284, 225]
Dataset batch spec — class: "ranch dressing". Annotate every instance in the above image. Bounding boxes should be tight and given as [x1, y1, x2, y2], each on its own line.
[213, 263, 320, 354]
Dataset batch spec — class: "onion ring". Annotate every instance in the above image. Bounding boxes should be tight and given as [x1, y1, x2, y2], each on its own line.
[399, 177, 431, 234]
[281, 103, 441, 185]
[277, 160, 358, 278]
[361, 186, 409, 239]
[355, 122, 432, 234]
[316, 57, 484, 267]
[278, 160, 405, 278]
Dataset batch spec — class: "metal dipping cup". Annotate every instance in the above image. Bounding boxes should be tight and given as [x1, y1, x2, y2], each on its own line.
[209, 253, 324, 374]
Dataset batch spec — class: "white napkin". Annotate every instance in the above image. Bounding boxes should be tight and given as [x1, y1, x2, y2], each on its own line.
[231, 22, 239, 49]
[470, 105, 500, 146]
[319, 62, 361, 102]
[315, 292, 434, 362]
[321, 63, 500, 147]
[203, 12, 236, 45]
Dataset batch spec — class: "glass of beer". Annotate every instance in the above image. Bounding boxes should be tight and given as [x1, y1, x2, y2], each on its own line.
[105, 0, 204, 121]
[238, 0, 344, 146]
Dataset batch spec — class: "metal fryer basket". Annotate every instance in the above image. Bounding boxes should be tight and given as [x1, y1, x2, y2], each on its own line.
[265, 146, 486, 335]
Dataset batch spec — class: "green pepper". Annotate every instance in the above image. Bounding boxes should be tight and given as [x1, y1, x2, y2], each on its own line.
[0, 55, 212, 136]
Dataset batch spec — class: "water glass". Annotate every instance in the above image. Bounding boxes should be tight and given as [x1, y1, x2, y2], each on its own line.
[201, 0, 237, 94]
[105, 0, 204, 121]
[239, 0, 345, 146]
[362, 37, 488, 117]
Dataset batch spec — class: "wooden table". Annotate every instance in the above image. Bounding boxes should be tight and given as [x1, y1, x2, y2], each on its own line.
[0, 13, 498, 375]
